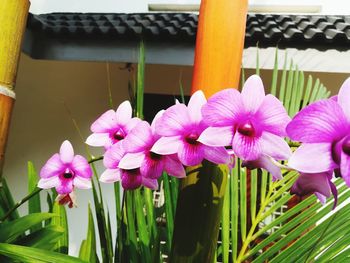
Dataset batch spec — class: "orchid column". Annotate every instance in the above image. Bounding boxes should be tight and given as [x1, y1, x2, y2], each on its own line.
[170, 0, 248, 262]
[0, 0, 29, 175]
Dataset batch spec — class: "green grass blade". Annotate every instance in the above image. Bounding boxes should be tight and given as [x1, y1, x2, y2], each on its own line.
[302, 75, 313, 108]
[0, 179, 19, 221]
[163, 173, 174, 254]
[283, 60, 294, 112]
[231, 163, 239, 262]
[79, 204, 97, 263]
[27, 162, 41, 233]
[239, 166, 247, 242]
[0, 213, 54, 243]
[16, 225, 64, 251]
[134, 190, 152, 263]
[0, 243, 86, 263]
[222, 179, 230, 263]
[136, 42, 145, 119]
[270, 48, 278, 96]
[250, 169, 258, 223]
[256, 47, 260, 76]
[125, 191, 139, 263]
[51, 202, 69, 254]
[278, 51, 288, 102]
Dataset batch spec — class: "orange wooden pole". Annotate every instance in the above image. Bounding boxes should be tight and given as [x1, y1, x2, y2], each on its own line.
[170, 1, 248, 262]
[192, 0, 248, 96]
[0, 0, 30, 175]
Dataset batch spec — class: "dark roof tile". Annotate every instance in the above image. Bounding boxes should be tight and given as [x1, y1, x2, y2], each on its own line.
[27, 13, 350, 49]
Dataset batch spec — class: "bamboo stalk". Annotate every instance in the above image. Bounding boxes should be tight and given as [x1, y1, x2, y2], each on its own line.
[0, 0, 30, 175]
[170, 0, 248, 262]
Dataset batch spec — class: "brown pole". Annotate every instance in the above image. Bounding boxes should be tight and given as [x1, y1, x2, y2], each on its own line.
[0, 0, 30, 176]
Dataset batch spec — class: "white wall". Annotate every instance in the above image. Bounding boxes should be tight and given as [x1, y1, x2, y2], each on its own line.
[30, 0, 350, 15]
[29, 0, 148, 14]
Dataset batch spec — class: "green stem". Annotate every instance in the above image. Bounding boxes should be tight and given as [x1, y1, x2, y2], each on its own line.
[0, 187, 42, 222]
[88, 156, 103, 164]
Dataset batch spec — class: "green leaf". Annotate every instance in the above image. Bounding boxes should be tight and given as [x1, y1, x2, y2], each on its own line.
[16, 225, 64, 251]
[0, 178, 19, 221]
[79, 204, 97, 263]
[51, 202, 69, 254]
[27, 162, 41, 233]
[0, 213, 54, 243]
[136, 41, 145, 119]
[221, 178, 230, 263]
[0, 243, 86, 263]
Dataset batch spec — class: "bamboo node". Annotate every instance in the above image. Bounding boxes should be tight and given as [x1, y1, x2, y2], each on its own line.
[0, 85, 16, 99]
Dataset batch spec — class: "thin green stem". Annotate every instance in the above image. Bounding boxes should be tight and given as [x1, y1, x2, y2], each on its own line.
[88, 156, 103, 164]
[0, 188, 42, 222]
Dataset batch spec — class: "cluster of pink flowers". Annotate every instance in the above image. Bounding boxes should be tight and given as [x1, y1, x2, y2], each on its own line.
[38, 75, 350, 207]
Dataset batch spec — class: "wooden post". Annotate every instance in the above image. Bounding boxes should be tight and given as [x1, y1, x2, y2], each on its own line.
[0, 0, 30, 176]
[170, 0, 248, 262]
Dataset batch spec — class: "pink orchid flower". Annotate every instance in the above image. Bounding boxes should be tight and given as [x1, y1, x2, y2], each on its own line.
[198, 75, 291, 179]
[151, 91, 230, 167]
[291, 172, 337, 208]
[38, 140, 92, 196]
[287, 78, 350, 185]
[119, 111, 186, 179]
[100, 142, 158, 190]
[86, 101, 141, 149]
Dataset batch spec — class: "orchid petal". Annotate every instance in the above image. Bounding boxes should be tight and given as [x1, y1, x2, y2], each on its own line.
[56, 179, 74, 195]
[100, 169, 121, 183]
[241, 75, 265, 113]
[338, 78, 350, 121]
[257, 94, 291, 136]
[188, 90, 206, 123]
[242, 156, 282, 180]
[115, 101, 133, 126]
[142, 177, 159, 190]
[140, 155, 164, 179]
[164, 155, 186, 178]
[40, 154, 65, 178]
[203, 146, 230, 164]
[103, 143, 125, 169]
[202, 88, 243, 127]
[232, 132, 262, 161]
[123, 121, 153, 152]
[71, 155, 92, 178]
[151, 110, 165, 134]
[156, 104, 191, 136]
[151, 136, 181, 155]
[119, 152, 146, 170]
[121, 171, 142, 190]
[291, 172, 332, 199]
[261, 132, 292, 160]
[287, 99, 348, 143]
[60, 140, 74, 164]
[124, 117, 142, 134]
[178, 142, 204, 166]
[38, 177, 60, 189]
[86, 133, 110, 147]
[288, 143, 337, 173]
[91, 109, 117, 133]
[74, 176, 92, 189]
[341, 151, 350, 187]
[198, 126, 234, 147]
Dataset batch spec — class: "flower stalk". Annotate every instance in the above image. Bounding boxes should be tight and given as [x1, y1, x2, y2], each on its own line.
[170, 0, 248, 262]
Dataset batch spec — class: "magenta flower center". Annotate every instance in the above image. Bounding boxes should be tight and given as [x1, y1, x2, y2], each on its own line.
[112, 129, 125, 141]
[342, 138, 350, 155]
[61, 168, 75, 180]
[185, 133, 199, 145]
[237, 122, 255, 137]
[150, 152, 162, 161]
